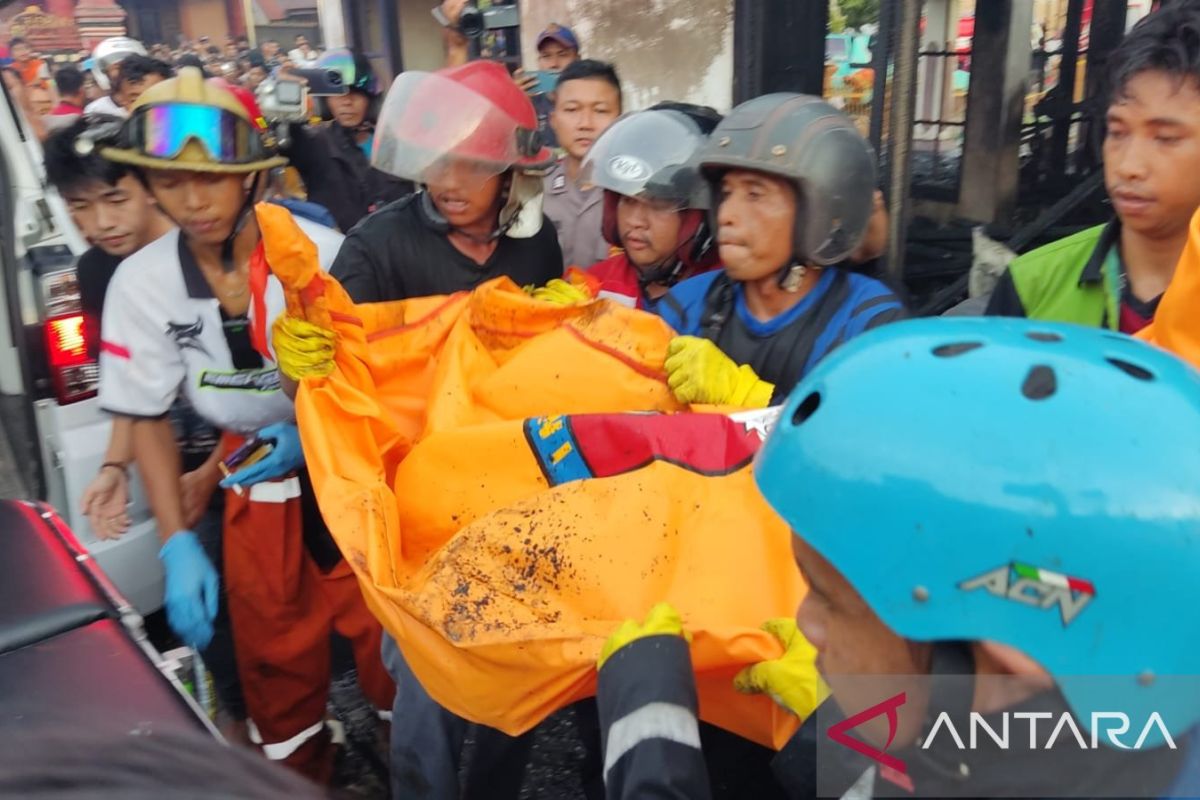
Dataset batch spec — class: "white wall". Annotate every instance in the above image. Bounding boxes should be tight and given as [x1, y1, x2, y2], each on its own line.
[519, 0, 734, 113]
[399, 0, 449, 71]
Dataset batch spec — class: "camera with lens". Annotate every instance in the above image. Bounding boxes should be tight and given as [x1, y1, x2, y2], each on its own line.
[436, 3, 520, 38]
[256, 68, 346, 125]
[256, 75, 309, 124]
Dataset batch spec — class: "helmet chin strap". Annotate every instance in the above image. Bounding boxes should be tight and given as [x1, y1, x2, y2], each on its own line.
[777, 260, 821, 293]
[219, 171, 265, 273]
[633, 219, 712, 293]
[147, 169, 264, 272]
[635, 235, 694, 292]
[454, 227, 503, 245]
[904, 641, 978, 781]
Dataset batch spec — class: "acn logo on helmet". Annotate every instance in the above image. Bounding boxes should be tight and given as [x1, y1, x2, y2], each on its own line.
[959, 562, 1095, 626]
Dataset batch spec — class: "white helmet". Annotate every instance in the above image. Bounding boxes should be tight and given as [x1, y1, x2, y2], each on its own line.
[92, 37, 147, 91]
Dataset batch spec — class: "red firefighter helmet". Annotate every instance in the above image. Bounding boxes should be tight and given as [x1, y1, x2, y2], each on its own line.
[372, 61, 553, 187]
[212, 78, 271, 133]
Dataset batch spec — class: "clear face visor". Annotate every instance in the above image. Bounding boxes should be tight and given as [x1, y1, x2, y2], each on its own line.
[372, 70, 527, 190]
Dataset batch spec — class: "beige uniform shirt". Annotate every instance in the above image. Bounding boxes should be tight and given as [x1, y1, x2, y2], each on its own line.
[542, 158, 609, 269]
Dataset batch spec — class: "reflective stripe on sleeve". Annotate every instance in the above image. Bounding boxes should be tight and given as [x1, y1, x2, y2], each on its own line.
[603, 701, 702, 778]
[247, 476, 302, 504]
[101, 340, 132, 359]
[259, 720, 326, 761]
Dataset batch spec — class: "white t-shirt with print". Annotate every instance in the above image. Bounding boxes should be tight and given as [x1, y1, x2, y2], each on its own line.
[98, 214, 342, 435]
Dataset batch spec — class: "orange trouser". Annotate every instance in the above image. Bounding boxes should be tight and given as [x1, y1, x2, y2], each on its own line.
[222, 468, 393, 783]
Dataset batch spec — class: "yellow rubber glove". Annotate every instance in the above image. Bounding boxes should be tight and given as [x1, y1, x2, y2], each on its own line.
[525, 267, 599, 306]
[529, 277, 594, 305]
[664, 336, 775, 408]
[733, 618, 828, 719]
[598, 602, 691, 670]
[272, 315, 336, 381]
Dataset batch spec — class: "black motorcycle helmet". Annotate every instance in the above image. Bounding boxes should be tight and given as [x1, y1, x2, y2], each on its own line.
[579, 106, 719, 288]
[314, 48, 381, 123]
[695, 93, 876, 266]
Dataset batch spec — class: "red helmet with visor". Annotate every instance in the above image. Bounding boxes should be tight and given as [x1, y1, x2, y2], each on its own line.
[372, 61, 553, 189]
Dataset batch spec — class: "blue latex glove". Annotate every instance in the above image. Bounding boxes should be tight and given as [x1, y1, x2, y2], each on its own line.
[159, 530, 219, 649]
[219, 421, 305, 489]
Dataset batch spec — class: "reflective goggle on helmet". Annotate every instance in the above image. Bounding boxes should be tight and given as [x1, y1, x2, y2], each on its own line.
[102, 68, 286, 174]
[129, 103, 270, 164]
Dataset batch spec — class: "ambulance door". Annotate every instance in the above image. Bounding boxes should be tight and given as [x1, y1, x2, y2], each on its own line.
[0, 80, 164, 613]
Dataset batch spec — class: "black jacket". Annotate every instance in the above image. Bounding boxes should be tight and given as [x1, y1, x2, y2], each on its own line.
[598, 638, 1194, 800]
[283, 122, 413, 233]
[329, 193, 564, 304]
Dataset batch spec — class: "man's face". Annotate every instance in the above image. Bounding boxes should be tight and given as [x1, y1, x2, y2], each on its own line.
[425, 161, 505, 230]
[328, 91, 368, 129]
[1104, 70, 1200, 241]
[551, 78, 620, 162]
[296, 36, 309, 49]
[716, 170, 796, 281]
[616, 194, 685, 270]
[537, 42, 578, 73]
[244, 66, 267, 91]
[64, 175, 158, 257]
[792, 537, 931, 749]
[146, 170, 249, 246]
[123, 73, 166, 107]
[11, 42, 32, 63]
[263, 42, 279, 58]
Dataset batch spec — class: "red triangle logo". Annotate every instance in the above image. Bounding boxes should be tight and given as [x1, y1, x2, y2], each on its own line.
[826, 691, 909, 776]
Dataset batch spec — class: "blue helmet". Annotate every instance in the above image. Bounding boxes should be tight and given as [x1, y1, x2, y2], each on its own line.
[755, 317, 1200, 742]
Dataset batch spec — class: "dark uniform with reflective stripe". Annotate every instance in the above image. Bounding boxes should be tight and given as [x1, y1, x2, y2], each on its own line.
[657, 268, 906, 402]
[598, 635, 711, 800]
[600, 642, 1197, 800]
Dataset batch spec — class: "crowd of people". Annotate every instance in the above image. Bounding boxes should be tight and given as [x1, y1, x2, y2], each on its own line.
[1, 31, 321, 136]
[12, 0, 1200, 797]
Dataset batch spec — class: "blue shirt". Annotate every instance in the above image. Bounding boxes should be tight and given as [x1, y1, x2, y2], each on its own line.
[657, 268, 905, 399]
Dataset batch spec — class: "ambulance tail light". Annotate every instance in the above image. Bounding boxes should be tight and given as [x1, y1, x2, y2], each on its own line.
[44, 312, 98, 403]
